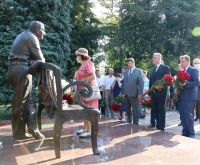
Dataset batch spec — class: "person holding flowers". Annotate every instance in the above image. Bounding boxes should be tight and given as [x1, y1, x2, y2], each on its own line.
[111, 73, 126, 121]
[192, 58, 200, 121]
[177, 55, 199, 138]
[148, 53, 170, 131]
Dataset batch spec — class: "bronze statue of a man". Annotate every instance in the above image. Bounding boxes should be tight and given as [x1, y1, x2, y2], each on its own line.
[7, 21, 46, 140]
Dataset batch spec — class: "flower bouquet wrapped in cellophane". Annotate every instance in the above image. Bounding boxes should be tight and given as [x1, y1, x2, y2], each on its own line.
[111, 95, 124, 111]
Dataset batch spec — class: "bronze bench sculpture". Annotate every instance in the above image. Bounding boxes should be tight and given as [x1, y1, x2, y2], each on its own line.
[36, 62, 100, 158]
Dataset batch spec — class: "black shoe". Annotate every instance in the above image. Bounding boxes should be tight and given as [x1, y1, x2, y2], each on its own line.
[188, 135, 195, 138]
[194, 117, 199, 121]
[182, 134, 188, 137]
[13, 133, 33, 140]
[28, 129, 45, 140]
[140, 115, 145, 119]
[148, 124, 155, 128]
[178, 123, 182, 126]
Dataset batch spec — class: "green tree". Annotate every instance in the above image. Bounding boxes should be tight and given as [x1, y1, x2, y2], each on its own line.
[156, 0, 200, 75]
[66, 0, 102, 80]
[100, 0, 164, 71]
[158, 0, 200, 57]
[100, 0, 200, 74]
[0, 0, 72, 105]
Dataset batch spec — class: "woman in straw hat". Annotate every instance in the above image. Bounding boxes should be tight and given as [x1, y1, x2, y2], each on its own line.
[74, 48, 98, 138]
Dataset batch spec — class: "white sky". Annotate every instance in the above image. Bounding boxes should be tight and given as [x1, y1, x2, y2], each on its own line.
[90, 0, 108, 18]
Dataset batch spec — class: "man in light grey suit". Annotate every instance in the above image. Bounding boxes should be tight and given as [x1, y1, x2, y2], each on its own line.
[121, 58, 144, 124]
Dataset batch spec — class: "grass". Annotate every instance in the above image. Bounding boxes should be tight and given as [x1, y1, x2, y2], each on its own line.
[0, 106, 11, 121]
[0, 105, 48, 122]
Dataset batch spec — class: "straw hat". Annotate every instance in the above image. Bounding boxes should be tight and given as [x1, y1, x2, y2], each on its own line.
[75, 48, 88, 57]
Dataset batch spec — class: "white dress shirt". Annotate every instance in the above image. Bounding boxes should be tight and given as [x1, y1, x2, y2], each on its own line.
[185, 65, 190, 71]
[155, 63, 161, 72]
[128, 67, 135, 73]
[198, 71, 200, 81]
[103, 75, 116, 90]
[96, 75, 105, 91]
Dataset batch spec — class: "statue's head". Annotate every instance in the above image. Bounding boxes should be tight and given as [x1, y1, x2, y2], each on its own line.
[29, 21, 46, 40]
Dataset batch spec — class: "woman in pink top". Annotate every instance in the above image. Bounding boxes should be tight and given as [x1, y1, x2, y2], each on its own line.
[74, 48, 98, 138]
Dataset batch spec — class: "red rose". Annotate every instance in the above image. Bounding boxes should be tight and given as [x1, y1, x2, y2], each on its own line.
[63, 94, 73, 104]
[140, 98, 151, 108]
[164, 74, 174, 86]
[177, 70, 190, 81]
[111, 103, 122, 111]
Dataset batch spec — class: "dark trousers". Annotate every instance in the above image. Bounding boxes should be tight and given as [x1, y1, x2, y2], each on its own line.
[196, 102, 200, 118]
[8, 64, 38, 136]
[179, 100, 195, 136]
[124, 96, 139, 124]
[175, 101, 179, 111]
[151, 97, 166, 131]
[98, 91, 105, 115]
[195, 93, 200, 118]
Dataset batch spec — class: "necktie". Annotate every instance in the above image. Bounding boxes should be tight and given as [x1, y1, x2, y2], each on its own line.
[128, 69, 132, 79]
[155, 66, 158, 72]
[153, 66, 157, 74]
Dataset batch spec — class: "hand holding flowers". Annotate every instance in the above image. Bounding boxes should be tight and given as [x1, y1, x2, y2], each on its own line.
[155, 84, 164, 90]
[142, 74, 174, 97]
[174, 70, 190, 93]
[172, 70, 190, 102]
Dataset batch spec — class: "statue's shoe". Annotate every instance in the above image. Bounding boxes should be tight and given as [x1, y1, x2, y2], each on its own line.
[13, 133, 33, 140]
[28, 129, 45, 140]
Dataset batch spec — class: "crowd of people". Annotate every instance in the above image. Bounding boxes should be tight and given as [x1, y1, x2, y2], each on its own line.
[8, 21, 199, 141]
[72, 47, 200, 138]
[95, 53, 199, 138]
[72, 48, 200, 139]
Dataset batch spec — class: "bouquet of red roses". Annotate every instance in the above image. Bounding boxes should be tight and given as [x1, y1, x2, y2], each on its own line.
[63, 93, 74, 105]
[100, 98, 106, 109]
[172, 94, 178, 103]
[111, 95, 123, 111]
[142, 74, 174, 97]
[172, 70, 191, 102]
[140, 98, 151, 109]
[111, 104, 122, 111]
[174, 70, 190, 93]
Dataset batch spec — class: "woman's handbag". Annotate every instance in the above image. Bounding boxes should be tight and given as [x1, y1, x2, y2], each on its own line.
[82, 86, 102, 102]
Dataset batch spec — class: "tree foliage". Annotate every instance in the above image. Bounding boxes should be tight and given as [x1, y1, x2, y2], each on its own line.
[0, 0, 72, 105]
[65, 0, 102, 80]
[99, 0, 200, 75]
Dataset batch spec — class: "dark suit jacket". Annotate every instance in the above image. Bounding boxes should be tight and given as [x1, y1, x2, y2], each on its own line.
[179, 66, 199, 101]
[149, 64, 170, 98]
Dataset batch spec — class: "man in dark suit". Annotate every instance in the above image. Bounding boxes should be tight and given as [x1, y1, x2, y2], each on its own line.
[121, 58, 144, 125]
[148, 53, 170, 131]
[178, 55, 199, 138]
[192, 58, 200, 121]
